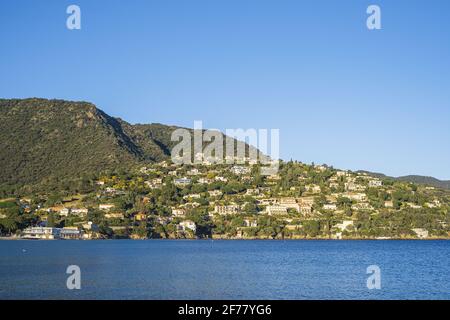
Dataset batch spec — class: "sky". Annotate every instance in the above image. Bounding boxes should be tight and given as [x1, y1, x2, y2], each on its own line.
[1, 0, 450, 179]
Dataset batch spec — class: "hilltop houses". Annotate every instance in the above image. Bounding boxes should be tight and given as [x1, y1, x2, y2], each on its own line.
[265, 205, 288, 215]
[278, 197, 300, 212]
[178, 220, 196, 233]
[99, 204, 115, 211]
[174, 177, 192, 186]
[214, 205, 240, 215]
[4, 157, 448, 241]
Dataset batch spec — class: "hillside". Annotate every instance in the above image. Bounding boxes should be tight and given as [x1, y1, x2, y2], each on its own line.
[0, 98, 259, 195]
[1, 98, 447, 196]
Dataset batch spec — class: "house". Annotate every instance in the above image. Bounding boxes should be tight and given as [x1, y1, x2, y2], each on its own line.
[246, 188, 260, 196]
[174, 177, 192, 186]
[99, 204, 115, 211]
[82, 221, 99, 231]
[71, 208, 88, 217]
[369, 179, 383, 187]
[267, 174, 281, 181]
[406, 203, 422, 209]
[183, 194, 201, 200]
[172, 208, 186, 217]
[181, 202, 200, 209]
[279, 197, 300, 212]
[198, 178, 212, 184]
[187, 168, 200, 176]
[265, 205, 288, 215]
[105, 212, 124, 219]
[60, 227, 82, 239]
[156, 216, 172, 225]
[384, 201, 394, 208]
[352, 202, 373, 210]
[342, 193, 367, 202]
[315, 165, 328, 172]
[329, 176, 338, 182]
[330, 182, 340, 189]
[159, 161, 169, 167]
[285, 224, 302, 231]
[139, 166, 149, 174]
[230, 165, 251, 175]
[299, 204, 313, 215]
[59, 208, 70, 216]
[214, 205, 240, 215]
[208, 190, 223, 197]
[345, 182, 365, 192]
[22, 227, 61, 240]
[244, 219, 258, 227]
[425, 199, 442, 208]
[305, 185, 321, 193]
[334, 220, 354, 232]
[145, 181, 162, 189]
[105, 187, 117, 194]
[323, 203, 337, 211]
[47, 205, 64, 213]
[178, 220, 196, 232]
[258, 198, 276, 206]
[298, 197, 315, 206]
[412, 228, 429, 239]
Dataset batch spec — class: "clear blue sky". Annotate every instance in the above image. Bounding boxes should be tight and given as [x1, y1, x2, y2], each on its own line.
[1, 0, 450, 179]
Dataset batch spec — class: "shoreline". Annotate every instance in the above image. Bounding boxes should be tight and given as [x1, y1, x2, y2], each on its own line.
[1, 236, 449, 241]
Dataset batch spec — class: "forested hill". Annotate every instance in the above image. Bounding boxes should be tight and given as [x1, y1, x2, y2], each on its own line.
[0, 98, 260, 195]
[0, 99, 190, 194]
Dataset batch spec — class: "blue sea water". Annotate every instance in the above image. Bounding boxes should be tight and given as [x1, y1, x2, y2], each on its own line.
[0, 240, 449, 300]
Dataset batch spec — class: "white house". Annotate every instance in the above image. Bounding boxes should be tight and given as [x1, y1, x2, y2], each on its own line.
[265, 205, 288, 215]
[71, 208, 88, 216]
[214, 205, 240, 215]
[178, 220, 196, 232]
[22, 227, 61, 240]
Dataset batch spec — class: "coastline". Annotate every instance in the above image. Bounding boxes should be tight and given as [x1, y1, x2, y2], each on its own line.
[1, 236, 449, 241]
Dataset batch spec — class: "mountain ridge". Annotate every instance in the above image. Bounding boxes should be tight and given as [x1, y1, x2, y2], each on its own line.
[1, 98, 448, 195]
[356, 170, 450, 190]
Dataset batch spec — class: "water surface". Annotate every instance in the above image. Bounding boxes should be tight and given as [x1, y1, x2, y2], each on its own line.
[0, 240, 449, 299]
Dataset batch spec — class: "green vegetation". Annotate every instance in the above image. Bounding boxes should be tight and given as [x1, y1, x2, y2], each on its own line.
[1, 98, 449, 240]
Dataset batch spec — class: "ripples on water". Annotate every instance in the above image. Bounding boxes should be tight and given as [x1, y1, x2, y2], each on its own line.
[0, 240, 449, 299]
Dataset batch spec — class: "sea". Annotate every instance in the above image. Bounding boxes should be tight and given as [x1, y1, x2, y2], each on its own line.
[0, 240, 449, 299]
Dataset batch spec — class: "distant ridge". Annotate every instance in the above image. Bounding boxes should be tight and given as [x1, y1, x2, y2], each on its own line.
[357, 170, 450, 190]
